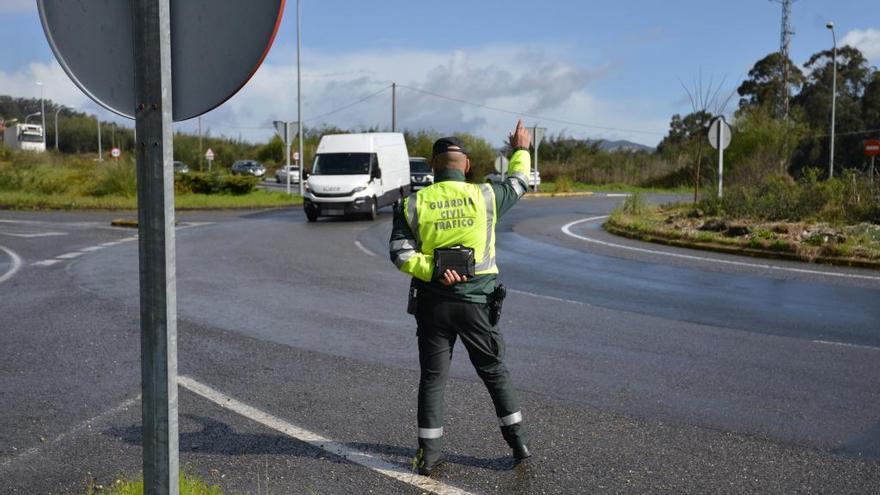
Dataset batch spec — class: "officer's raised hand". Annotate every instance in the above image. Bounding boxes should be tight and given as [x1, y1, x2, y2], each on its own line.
[508, 119, 531, 150]
[440, 269, 467, 286]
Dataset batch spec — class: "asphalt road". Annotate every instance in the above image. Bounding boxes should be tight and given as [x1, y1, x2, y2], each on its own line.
[1, 195, 878, 494]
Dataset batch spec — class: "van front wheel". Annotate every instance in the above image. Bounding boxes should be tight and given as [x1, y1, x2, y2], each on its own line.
[365, 197, 378, 221]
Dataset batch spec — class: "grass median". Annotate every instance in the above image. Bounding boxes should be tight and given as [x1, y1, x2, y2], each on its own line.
[0, 190, 301, 211]
[606, 193, 880, 268]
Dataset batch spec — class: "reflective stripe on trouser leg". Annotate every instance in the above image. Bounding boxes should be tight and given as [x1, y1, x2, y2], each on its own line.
[498, 411, 522, 426]
[418, 427, 444, 439]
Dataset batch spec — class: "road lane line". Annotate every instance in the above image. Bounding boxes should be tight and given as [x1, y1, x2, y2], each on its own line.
[0, 245, 23, 284]
[0, 395, 140, 471]
[32, 259, 63, 267]
[354, 240, 376, 257]
[80, 245, 104, 252]
[605, 193, 631, 197]
[562, 216, 880, 282]
[812, 340, 880, 351]
[178, 376, 474, 495]
[508, 288, 585, 306]
[0, 231, 67, 238]
[101, 241, 123, 247]
[56, 252, 85, 259]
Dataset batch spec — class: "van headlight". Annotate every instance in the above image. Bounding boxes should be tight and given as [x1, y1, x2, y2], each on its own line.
[352, 186, 367, 193]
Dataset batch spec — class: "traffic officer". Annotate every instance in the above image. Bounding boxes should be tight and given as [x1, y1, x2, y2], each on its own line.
[389, 120, 532, 475]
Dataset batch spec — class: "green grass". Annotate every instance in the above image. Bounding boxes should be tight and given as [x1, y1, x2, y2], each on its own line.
[84, 471, 223, 495]
[0, 190, 301, 210]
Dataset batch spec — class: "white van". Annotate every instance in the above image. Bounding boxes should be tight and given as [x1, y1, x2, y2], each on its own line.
[303, 133, 411, 221]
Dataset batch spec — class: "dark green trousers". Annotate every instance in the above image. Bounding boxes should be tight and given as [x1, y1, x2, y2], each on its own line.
[415, 297, 527, 454]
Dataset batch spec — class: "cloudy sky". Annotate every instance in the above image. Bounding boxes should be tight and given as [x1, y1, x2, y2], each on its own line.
[1, 0, 878, 147]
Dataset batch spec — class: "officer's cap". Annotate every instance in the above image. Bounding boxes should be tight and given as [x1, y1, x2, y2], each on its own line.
[432, 137, 469, 158]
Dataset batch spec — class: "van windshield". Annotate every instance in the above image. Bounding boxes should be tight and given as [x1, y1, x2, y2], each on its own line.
[410, 159, 432, 174]
[312, 153, 376, 175]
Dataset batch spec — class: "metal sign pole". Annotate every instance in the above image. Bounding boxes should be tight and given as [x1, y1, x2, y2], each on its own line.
[532, 126, 538, 193]
[717, 122, 724, 199]
[871, 155, 875, 185]
[297, 0, 305, 199]
[133, 0, 179, 493]
[286, 123, 292, 195]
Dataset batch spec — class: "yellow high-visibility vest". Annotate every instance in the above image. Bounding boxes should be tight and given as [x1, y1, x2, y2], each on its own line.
[402, 181, 497, 281]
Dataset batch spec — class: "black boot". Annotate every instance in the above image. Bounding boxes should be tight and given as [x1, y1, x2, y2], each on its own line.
[415, 438, 443, 475]
[501, 423, 531, 462]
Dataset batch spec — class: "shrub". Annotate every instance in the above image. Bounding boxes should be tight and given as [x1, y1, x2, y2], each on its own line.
[90, 160, 137, 197]
[552, 175, 575, 193]
[176, 172, 258, 195]
[622, 192, 646, 216]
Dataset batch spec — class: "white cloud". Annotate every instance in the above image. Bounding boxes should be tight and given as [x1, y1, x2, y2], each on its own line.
[1, 44, 667, 146]
[0, 0, 34, 14]
[0, 60, 94, 112]
[842, 28, 880, 63]
[191, 43, 664, 146]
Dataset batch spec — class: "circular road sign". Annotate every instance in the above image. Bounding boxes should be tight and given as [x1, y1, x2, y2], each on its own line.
[708, 117, 732, 151]
[293, 151, 300, 161]
[865, 140, 880, 157]
[111, 147, 121, 158]
[205, 148, 215, 161]
[37, 0, 284, 122]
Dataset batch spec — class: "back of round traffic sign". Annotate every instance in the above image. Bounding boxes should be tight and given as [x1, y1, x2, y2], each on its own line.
[37, 0, 284, 122]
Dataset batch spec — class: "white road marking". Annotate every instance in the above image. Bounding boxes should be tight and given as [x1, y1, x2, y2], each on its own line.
[0, 395, 140, 471]
[32, 259, 63, 267]
[56, 252, 85, 260]
[0, 231, 67, 238]
[604, 193, 631, 197]
[80, 246, 104, 252]
[354, 240, 376, 257]
[508, 288, 585, 306]
[562, 216, 880, 282]
[100, 241, 122, 247]
[0, 245, 23, 284]
[812, 340, 880, 351]
[178, 376, 474, 495]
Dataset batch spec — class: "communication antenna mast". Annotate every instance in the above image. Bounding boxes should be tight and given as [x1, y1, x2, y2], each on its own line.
[772, 0, 796, 118]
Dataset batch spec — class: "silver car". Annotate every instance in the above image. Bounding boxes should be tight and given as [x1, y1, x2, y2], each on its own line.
[275, 165, 301, 184]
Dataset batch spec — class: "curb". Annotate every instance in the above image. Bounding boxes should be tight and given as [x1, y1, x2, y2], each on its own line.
[110, 218, 139, 228]
[603, 221, 880, 271]
[524, 191, 595, 199]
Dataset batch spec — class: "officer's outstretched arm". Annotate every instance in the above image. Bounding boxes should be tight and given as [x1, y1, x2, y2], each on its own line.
[492, 149, 531, 218]
[389, 200, 434, 282]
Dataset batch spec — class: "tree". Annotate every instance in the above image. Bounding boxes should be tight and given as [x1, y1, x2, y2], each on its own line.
[793, 45, 873, 172]
[737, 52, 804, 114]
[863, 71, 880, 134]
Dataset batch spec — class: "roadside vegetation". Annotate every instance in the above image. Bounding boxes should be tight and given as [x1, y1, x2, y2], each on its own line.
[0, 150, 298, 210]
[83, 471, 223, 495]
[606, 45, 880, 267]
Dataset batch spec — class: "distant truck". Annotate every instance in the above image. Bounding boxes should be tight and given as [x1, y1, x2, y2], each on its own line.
[303, 133, 411, 221]
[3, 123, 46, 152]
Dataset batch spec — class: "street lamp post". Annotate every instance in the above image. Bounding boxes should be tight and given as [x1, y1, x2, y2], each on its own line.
[826, 22, 837, 179]
[25, 112, 42, 124]
[36, 81, 46, 148]
[297, 0, 305, 197]
[96, 115, 103, 161]
[54, 105, 68, 151]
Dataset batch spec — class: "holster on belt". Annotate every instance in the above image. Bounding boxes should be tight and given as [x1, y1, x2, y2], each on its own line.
[407, 280, 419, 315]
[489, 284, 506, 326]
